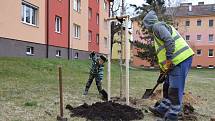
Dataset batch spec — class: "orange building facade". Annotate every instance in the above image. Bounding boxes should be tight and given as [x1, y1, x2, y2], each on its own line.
[175, 3, 215, 68]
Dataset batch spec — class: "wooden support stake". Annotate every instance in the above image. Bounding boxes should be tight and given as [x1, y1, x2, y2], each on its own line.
[57, 67, 67, 121]
[125, 17, 130, 105]
[107, 20, 112, 101]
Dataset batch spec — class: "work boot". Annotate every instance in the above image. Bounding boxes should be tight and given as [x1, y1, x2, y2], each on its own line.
[83, 90, 88, 95]
[149, 106, 166, 118]
[164, 88, 181, 121]
[149, 98, 171, 118]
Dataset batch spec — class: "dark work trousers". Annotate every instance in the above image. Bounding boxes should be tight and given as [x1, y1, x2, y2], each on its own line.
[85, 74, 102, 93]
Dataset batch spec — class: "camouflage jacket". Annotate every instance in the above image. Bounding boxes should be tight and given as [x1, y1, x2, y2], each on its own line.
[89, 54, 104, 80]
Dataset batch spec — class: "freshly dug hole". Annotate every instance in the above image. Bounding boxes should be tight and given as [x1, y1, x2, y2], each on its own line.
[66, 101, 144, 121]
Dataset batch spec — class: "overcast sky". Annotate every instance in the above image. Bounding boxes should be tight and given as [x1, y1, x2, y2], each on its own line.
[125, 0, 215, 16]
[126, 0, 215, 6]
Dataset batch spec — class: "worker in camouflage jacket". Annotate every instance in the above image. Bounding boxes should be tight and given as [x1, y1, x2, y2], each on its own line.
[83, 51, 107, 95]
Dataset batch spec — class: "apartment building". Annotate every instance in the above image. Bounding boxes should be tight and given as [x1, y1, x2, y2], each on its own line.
[175, 2, 215, 68]
[0, 0, 111, 59]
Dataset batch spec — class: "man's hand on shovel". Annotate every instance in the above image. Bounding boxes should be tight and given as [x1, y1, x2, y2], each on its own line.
[158, 60, 173, 83]
[163, 60, 174, 73]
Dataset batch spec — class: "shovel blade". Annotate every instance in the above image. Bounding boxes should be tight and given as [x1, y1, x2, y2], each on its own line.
[142, 89, 153, 99]
[100, 89, 108, 101]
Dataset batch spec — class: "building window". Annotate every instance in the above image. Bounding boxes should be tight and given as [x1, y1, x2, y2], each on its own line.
[197, 35, 201, 41]
[74, 52, 79, 59]
[209, 20, 214, 27]
[88, 30, 92, 42]
[56, 50, 61, 57]
[208, 49, 214, 57]
[208, 65, 214, 69]
[209, 34, 214, 42]
[96, 13, 99, 25]
[88, 7, 92, 19]
[196, 65, 202, 69]
[55, 16, 61, 33]
[104, 37, 108, 48]
[104, 0, 107, 10]
[22, 2, 38, 26]
[73, 0, 81, 12]
[197, 20, 201, 26]
[96, 34, 99, 44]
[185, 20, 190, 26]
[196, 49, 202, 56]
[74, 24, 81, 39]
[26, 46, 34, 55]
[185, 35, 190, 41]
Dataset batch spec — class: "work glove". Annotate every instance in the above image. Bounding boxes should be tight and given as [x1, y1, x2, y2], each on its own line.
[163, 60, 174, 72]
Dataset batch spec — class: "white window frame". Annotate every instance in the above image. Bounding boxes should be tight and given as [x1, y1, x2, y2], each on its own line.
[208, 49, 214, 57]
[185, 20, 190, 27]
[197, 35, 201, 41]
[74, 24, 81, 39]
[96, 34, 99, 44]
[55, 16, 62, 33]
[104, 0, 107, 10]
[88, 30, 92, 42]
[196, 65, 202, 69]
[209, 34, 214, 43]
[208, 65, 214, 69]
[56, 50, 61, 57]
[209, 20, 213, 27]
[185, 35, 190, 41]
[96, 13, 99, 25]
[22, 1, 38, 26]
[26, 46, 34, 55]
[104, 37, 108, 48]
[74, 52, 79, 59]
[73, 0, 81, 12]
[197, 20, 201, 26]
[196, 49, 202, 56]
[88, 7, 92, 19]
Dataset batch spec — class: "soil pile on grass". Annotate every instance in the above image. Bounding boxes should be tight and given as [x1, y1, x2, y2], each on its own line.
[66, 101, 144, 121]
[150, 89, 202, 105]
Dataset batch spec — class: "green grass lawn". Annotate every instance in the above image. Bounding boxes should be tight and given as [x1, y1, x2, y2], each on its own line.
[0, 57, 215, 121]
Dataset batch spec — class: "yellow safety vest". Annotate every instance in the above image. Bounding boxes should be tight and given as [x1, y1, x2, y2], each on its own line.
[153, 25, 194, 71]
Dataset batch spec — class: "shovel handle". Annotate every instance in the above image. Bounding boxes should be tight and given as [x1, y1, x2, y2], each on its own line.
[149, 72, 169, 95]
[149, 82, 160, 95]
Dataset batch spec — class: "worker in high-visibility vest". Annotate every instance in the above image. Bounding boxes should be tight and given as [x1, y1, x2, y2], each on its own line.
[143, 10, 194, 121]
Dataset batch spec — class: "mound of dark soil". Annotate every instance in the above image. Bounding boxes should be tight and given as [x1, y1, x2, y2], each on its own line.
[66, 101, 144, 121]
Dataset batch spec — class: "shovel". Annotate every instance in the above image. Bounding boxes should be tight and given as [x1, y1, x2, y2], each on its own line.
[100, 89, 108, 101]
[142, 72, 168, 99]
